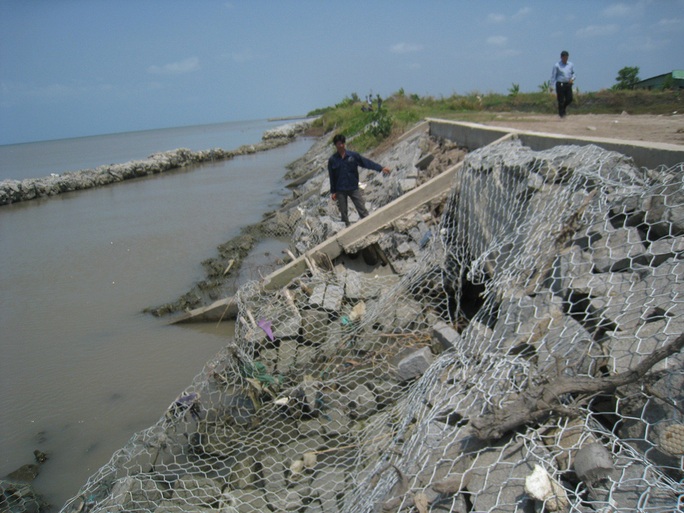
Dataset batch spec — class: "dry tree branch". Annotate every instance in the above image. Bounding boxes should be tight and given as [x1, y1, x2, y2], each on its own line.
[471, 333, 684, 441]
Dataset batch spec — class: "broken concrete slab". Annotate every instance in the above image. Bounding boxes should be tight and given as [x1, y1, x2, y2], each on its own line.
[394, 346, 435, 382]
[432, 321, 462, 352]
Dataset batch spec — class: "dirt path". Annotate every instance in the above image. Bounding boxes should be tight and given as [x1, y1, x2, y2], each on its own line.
[478, 112, 684, 146]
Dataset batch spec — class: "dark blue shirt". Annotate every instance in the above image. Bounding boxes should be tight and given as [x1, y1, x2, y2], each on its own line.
[328, 150, 383, 193]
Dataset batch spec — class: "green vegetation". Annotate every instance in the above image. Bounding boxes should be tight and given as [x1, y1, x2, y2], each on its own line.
[538, 80, 551, 93]
[613, 66, 641, 90]
[306, 87, 681, 152]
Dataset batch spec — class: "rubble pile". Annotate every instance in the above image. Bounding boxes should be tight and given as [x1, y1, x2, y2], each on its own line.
[147, 125, 466, 316]
[61, 127, 683, 513]
[264, 127, 465, 260]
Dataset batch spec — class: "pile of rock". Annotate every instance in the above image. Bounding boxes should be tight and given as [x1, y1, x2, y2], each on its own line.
[190, 137, 683, 512]
[262, 119, 317, 140]
[372, 138, 684, 512]
[1, 452, 50, 513]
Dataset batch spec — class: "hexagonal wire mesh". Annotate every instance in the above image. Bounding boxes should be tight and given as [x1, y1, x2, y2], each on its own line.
[60, 132, 683, 513]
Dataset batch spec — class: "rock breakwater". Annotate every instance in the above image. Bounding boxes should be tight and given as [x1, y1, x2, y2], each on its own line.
[0, 120, 314, 206]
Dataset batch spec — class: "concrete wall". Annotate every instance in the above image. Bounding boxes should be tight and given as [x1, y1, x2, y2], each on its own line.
[428, 118, 684, 169]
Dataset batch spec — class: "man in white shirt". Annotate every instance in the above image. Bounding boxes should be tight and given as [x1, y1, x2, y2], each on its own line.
[550, 50, 576, 118]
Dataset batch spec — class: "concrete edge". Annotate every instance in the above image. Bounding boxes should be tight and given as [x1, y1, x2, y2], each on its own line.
[426, 117, 684, 169]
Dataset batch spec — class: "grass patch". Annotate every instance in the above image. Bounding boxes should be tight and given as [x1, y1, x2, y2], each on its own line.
[308, 89, 682, 152]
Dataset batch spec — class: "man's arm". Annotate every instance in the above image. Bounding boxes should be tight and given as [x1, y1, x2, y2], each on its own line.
[327, 158, 337, 198]
[356, 152, 391, 175]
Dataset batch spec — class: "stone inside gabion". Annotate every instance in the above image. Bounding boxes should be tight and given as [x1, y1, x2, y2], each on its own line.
[659, 424, 684, 456]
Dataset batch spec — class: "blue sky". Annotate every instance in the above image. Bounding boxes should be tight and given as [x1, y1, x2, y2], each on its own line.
[1, 0, 682, 145]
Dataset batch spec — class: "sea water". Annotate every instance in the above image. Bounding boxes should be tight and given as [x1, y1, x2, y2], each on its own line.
[0, 120, 314, 508]
[0, 119, 277, 181]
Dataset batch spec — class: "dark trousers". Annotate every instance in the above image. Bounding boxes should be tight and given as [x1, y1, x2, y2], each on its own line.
[555, 82, 573, 117]
[336, 188, 368, 226]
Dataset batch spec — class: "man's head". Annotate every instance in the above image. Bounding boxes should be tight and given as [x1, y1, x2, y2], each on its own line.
[333, 133, 346, 154]
[560, 50, 569, 63]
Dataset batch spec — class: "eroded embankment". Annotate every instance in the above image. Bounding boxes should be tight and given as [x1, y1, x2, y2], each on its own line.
[55, 122, 684, 513]
[146, 125, 467, 317]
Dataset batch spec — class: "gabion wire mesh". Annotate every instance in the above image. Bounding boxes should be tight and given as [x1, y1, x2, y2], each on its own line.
[58, 133, 683, 513]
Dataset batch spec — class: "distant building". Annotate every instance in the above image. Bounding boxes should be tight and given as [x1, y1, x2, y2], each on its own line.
[634, 70, 684, 90]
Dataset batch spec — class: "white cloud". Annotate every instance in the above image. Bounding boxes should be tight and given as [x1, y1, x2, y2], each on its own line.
[488, 8, 529, 23]
[229, 50, 255, 63]
[657, 17, 682, 29]
[390, 42, 424, 54]
[486, 35, 508, 46]
[620, 34, 668, 52]
[576, 24, 619, 38]
[603, 3, 633, 17]
[512, 7, 531, 20]
[147, 57, 200, 75]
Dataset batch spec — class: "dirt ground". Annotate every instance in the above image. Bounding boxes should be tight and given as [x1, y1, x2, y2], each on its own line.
[478, 112, 684, 146]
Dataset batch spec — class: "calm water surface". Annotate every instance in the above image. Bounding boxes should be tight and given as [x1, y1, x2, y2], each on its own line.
[0, 121, 313, 508]
[0, 119, 276, 181]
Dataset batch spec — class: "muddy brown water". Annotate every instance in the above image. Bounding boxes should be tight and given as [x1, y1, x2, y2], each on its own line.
[0, 129, 313, 508]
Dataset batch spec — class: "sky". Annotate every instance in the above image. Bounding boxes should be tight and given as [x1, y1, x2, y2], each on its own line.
[1, 0, 682, 145]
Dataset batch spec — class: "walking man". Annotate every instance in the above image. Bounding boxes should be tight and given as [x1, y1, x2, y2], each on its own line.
[328, 134, 390, 226]
[550, 50, 576, 118]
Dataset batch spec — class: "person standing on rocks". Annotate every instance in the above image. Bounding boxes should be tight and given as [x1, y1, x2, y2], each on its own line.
[550, 50, 576, 118]
[328, 133, 390, 226]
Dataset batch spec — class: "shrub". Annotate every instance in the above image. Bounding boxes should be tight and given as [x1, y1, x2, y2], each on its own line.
[367, 107, 393, 138]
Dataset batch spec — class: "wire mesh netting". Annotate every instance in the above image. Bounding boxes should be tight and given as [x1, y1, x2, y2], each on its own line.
[50, 130, 683, 513]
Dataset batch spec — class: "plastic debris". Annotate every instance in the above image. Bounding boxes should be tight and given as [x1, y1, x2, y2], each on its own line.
[524, 464, 569, 511]
[257, 318, 275, 341]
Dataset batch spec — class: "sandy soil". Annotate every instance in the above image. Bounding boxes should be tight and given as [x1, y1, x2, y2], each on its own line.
[477, 112, 684, 146]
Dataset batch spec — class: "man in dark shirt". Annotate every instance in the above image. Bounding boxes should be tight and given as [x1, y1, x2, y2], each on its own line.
[327, 133, 390, 226]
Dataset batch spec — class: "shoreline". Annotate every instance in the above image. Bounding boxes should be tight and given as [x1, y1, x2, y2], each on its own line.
[267, 115, 314, 122]
[145, 130, 328, 318]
